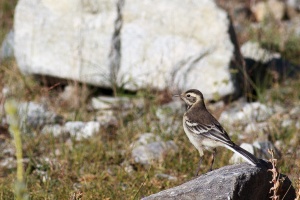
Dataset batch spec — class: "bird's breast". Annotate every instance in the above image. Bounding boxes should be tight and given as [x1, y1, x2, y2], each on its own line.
[182, 117, 221, 154]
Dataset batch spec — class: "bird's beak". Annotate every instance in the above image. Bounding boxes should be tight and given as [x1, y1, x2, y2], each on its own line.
[173, 94, 183, 100]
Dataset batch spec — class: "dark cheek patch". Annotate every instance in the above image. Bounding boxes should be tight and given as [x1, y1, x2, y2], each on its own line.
[190, 97, 196, 103]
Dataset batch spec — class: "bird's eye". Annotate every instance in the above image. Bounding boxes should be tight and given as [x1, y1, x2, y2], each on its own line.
[187, 94, 191, 97]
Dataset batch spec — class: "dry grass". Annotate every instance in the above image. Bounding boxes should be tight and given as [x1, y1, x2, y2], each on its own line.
[0, 59, 299, 199]
[1, 1, 300, 199]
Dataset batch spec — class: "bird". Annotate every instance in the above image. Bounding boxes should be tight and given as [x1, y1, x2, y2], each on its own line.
[176, 89, 260, 176]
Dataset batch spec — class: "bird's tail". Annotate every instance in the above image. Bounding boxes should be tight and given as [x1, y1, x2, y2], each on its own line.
[226, 144, 260, 166]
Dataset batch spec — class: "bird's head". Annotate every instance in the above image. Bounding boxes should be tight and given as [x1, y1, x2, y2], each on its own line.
[179, 89, 205, 109]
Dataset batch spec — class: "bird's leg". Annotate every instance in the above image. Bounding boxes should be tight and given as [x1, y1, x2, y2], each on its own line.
[208, 148, 217, 172]
[194, 157, 203, 177]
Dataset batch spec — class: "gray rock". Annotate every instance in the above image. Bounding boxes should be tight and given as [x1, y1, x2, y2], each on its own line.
[230, 141, 281, 164]
[155, 107, 182, 135]
[296, 121, 300, 129]
[155, 173, 177, 181]
[14, 0, 244, 100]
[0, 30, 14, 61]
[244, 122, 270, 135]
[0, 157, 29, 170]
[272, 104, 286, 114]
[41, 121, 100, 140]
[241, 41, 280, 63]
[119, 0, 243, 100]
[289, 106, 300, 118]
[96, 110, 118, 127]
[132, 140, 178, 165]
[14, 0, 115, 87]
[287, 0, 300, 11]
[91, 96, 131, 110]
[253, 141, 281, 159]
[130, 133, 161, 148]
[142, 163, 295, 200]
[219, 101, 273, 125]
[121, 161, 134, 175]
[64, 121, 100, 140]
[281, 119, 294, 128]
[251, 0, 285, 22]
[161, 100, 184, 115]
[41, 124, 64, 137]
[0, 157, 16, 169]
[1, 87, 10, 97]
[18, 102, 62, 130]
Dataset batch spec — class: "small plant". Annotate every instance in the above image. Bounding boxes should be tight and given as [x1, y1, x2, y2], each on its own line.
[268, 149, 285, 200]
[4, 99, 29, 200]
[69, 190, 83, 200]
[295, 177, 300, 200]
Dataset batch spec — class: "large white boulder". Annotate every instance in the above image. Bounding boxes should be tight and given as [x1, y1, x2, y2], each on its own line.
[119, 0, 241, 100]
[14, 0, 116, 87]
[14, 0, 243, 100]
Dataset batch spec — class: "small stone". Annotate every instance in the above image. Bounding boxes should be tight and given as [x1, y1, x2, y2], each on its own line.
[289, 134, 299, 146]
[272, 104, 286, 114]
[0, 30, 14, 61]
[41, 124, 64, 137]
[2, 87, 10, 97]
[155, 173, 177, 181]
[296, 121, 300, 129]
[73, 183, 83, 190]
[96, 110, 118, 127]
[121, 161, 135, 175]
[251, 0, 285, 22]
[130, 133, 161, 148]
[253, 141, 281, 159]
[287, 0, 300, 11]
[244, 122, 269, 135]
[219, 101, 273, 125]
[281, 119, 294, 128]
[290, 106, 300, 118]
[17, 102, 63, 131]
[131, 141, 178, 165]
[274, 140, 284, 151]
[161, 100, 184, 114]
[34, 169, 50, 182]
[64, 121, 100, 140]
[58, 85, 82, 108]
[241, 41, 280, 63]
[230, 141, 281, 164]
[1, 143, 15, 157]
[91, 96, 131, 110]
[42, 122, 101, 139]
[0, 157, 16, 169]
[0, 157, 29, 170]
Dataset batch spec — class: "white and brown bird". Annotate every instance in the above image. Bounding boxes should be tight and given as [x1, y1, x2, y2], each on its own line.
[177, 89, 260, 176]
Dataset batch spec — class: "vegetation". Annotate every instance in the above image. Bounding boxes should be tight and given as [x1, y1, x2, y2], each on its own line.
[0, 1, 300, 199]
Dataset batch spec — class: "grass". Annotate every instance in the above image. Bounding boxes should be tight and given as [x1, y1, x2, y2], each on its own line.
[0, 0, 17, 43]
[0, 60, 299, 199]
[1, 1, 300, 199]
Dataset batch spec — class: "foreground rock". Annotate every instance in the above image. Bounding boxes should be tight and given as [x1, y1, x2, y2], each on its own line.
[142, 163, 295, 200]
[14, 0, 244, 100]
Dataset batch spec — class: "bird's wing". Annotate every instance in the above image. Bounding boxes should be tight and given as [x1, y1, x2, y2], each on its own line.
[185, 120, 234, 147]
